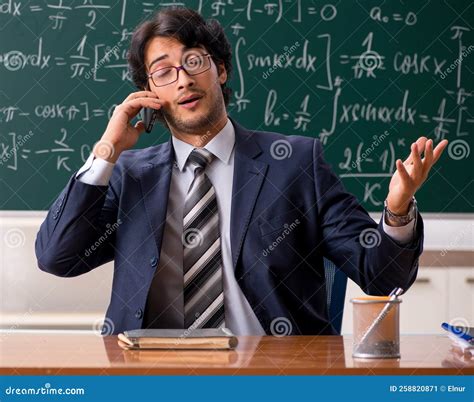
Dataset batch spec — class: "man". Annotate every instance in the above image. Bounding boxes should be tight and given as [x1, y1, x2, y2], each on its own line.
[35, 7, 448, 335]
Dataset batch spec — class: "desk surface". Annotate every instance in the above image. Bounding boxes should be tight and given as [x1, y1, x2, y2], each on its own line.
[1, 333, 472, 375]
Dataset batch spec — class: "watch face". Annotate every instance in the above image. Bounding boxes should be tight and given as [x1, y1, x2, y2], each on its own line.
[408, 199, 417, 219]
[384, 199, 416, 224]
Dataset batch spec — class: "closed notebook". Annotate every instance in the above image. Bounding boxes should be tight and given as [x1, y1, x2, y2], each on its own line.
[117, 328, 238, 350]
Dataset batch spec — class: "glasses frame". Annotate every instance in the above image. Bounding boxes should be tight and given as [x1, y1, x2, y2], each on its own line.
[147, 53, 212, 87]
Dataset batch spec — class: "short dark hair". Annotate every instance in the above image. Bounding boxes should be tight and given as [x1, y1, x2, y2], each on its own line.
[127, 7, 233, 130]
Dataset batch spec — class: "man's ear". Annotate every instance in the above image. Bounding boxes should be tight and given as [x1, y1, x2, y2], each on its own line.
[217, 62, 227, 85]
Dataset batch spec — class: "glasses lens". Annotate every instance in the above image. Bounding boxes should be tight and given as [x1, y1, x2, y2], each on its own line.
[151, 67, 176, 86]
[150, 55, 210, 86]
[185, 55, 210, 75]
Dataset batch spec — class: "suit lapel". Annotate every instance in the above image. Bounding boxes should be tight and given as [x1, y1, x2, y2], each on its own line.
[138, 138, 174, 258]
[229, 118, 268, 271]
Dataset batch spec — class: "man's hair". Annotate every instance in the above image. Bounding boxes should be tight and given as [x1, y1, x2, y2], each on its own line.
[127, 7, 233, 130]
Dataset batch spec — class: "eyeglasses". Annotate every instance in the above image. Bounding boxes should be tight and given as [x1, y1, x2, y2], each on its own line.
[147, 54, 212, 87]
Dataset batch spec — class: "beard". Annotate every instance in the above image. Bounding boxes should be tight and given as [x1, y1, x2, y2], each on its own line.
[162, 91, 225, 136]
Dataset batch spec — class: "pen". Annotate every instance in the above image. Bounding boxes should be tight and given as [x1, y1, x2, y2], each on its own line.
[441, 322, 474, 344]
[356, 287, 404, 347]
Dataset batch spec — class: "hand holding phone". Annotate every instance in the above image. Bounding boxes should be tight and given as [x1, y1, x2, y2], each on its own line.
[93, 90, 163, 163]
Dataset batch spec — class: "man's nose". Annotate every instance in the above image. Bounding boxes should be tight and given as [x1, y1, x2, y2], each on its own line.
[177, 68, 196, 90]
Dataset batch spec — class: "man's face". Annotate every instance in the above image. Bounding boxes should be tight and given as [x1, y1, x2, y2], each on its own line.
[144, 36, 227, 135]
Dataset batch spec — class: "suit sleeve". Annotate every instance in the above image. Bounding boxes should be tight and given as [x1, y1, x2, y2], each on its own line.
[35, 163, 122, 277]
[312, 138, 424, 295]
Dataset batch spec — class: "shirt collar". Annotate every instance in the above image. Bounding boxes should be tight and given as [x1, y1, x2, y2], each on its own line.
[172, 118, 235, 172]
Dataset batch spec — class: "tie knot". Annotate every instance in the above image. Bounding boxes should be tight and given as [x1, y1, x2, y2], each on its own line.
[187, 148, 214, 170]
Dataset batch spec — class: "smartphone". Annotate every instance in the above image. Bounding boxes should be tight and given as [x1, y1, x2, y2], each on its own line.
[141, 107, 158, 133]
[141, 84, 158, 133]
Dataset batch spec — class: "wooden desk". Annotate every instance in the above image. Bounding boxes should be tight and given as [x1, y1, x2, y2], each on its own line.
[1, 332, 472, 375]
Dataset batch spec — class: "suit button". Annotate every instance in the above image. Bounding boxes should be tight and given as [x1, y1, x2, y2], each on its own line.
[52, 214, 58, 220]
[150, 256, 158, 267]
[135, 308, 143, 319]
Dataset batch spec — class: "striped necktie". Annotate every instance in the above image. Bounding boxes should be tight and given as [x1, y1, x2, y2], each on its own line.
[182, 148, 225, 329]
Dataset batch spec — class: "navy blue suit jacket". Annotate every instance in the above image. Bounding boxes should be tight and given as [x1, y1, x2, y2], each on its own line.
[35, 117, 423, 335]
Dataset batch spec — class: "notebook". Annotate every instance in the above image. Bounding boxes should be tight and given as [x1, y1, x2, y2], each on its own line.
[117, 328, 238, 350]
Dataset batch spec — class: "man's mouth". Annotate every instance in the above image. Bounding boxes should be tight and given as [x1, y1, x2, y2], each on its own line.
[178, 95, 203, 109]
[178, 94, 203, 105]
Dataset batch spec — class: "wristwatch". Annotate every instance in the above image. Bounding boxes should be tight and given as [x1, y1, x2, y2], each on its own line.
[384, 197, 417, 225]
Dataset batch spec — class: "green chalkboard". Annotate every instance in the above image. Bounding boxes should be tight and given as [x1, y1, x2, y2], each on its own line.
[0, 0, 472, 212]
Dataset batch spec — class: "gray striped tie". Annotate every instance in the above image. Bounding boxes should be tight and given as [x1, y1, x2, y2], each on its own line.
[182, 148, 225, 329]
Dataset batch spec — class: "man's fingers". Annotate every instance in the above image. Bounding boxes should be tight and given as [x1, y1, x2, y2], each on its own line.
[415, 136, 428, 153]
[432, 139, 449, 164]
[404, 136, 427, 165]
[119, 97, 163, 119]
[123, 91, 158, 102]
[124, 96, 163, 107]
[396, 159, 411, 182]
[133, 120, 146, 134]
[411, 142, 422, 174]
[422, 139, 434, 175]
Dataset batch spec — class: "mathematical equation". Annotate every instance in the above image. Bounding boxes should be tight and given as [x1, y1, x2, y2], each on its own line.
[0, 128, 91, 172]
[0, 0, 472, 210]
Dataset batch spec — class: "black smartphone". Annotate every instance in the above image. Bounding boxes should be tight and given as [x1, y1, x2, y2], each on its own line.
[141, 84, 159, 133]
[141, 107, 158, 133]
